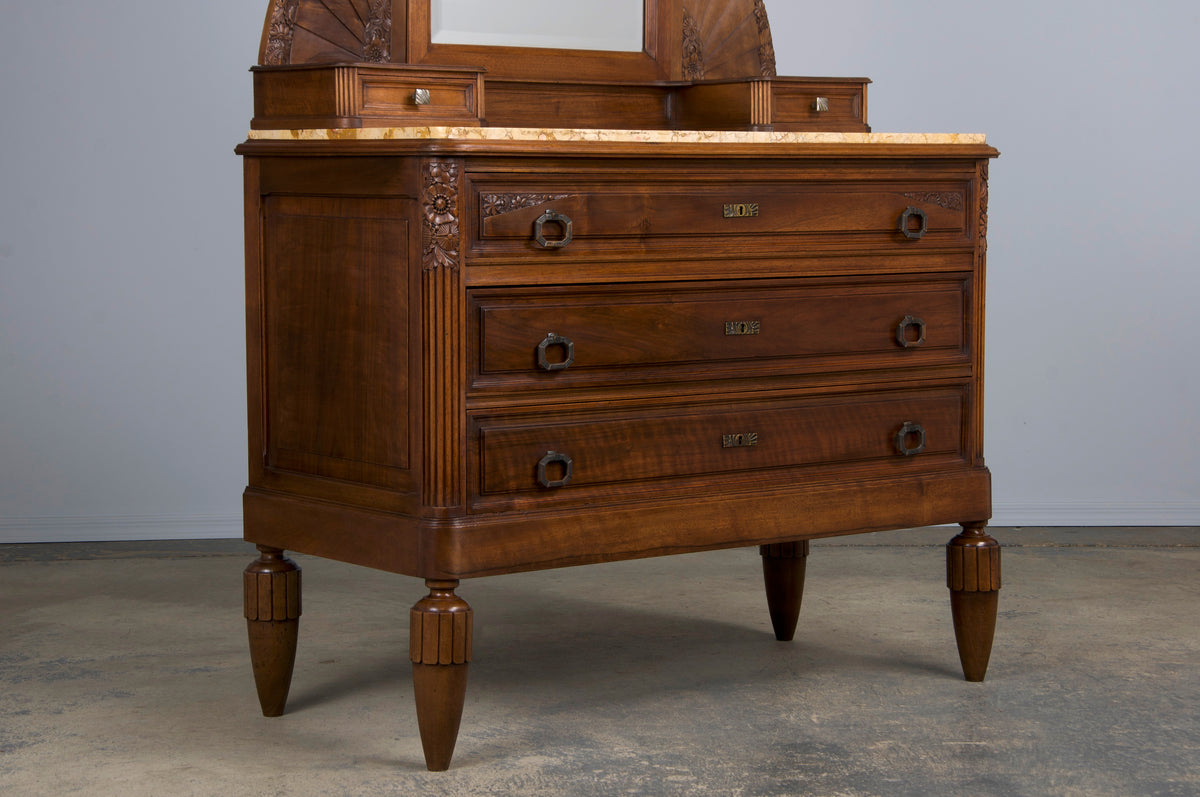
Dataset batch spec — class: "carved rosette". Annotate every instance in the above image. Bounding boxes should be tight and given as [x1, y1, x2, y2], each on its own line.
[480, 193, 570, 218]
[263, 0, 300, 66]
[362, 0, 392, 63]
[753, 0, 777, 77]
[683, 9, 705, 81]
[422, 161, 460, 272]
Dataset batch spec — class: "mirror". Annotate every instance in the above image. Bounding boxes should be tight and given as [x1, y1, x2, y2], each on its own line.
[430, 0, 645, 52]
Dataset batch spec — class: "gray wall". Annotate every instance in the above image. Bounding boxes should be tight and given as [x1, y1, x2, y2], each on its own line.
[1, 2, 1197, 542]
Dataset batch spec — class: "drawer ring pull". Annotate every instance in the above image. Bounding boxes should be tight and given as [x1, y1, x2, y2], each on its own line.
[533, 210, 574, 248]
[536, 333, 575, 371]
[537, 451, 574, 488]
[898, 206, 928, 240]
[895, 422, 927, 456]
[895, 315, 927, 348]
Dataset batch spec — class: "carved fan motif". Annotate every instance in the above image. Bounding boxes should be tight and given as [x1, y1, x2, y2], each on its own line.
[682, 0, 777, 80]
[261, 0, 391, 65]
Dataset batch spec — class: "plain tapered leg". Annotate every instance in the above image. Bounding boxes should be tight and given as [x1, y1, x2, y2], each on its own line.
[947, 522, 1000, 681]
[410, 580, 473, 771]
[760, 541, 810, 642]
[243, 546, 302, 716]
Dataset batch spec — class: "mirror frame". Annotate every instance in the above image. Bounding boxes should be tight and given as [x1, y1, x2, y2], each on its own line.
[403, 0, 681, 82]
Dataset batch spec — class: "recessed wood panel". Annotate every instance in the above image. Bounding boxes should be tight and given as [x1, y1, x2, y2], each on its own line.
[470, 178, 972, 260]
[263, 196, 411, 488]
[471, 277, 968, 389]
[476, 387, 966, 497]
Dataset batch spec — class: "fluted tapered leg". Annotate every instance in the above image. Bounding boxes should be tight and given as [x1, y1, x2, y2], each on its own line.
[947, 523, 1000, 682]
[410, 580, 473, 771]
[243, 546, 301, 716]
[760, 541, 810, 642]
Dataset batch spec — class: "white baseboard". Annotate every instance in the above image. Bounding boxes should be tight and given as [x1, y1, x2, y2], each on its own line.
[0, 514, 242, 544]
[991, 500, 1200, 528]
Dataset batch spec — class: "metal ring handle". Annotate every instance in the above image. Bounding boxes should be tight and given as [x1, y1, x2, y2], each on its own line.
[536, 333, 575, 371]
[898, 206, 928, 240]
[895, 315, 927, 348]
[895, 422, 927, 456]
[537, 451, 574, 488]
[533, 210, 573, 248]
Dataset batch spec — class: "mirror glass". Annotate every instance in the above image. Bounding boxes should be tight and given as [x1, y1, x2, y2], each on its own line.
[430, 0, 645, 52]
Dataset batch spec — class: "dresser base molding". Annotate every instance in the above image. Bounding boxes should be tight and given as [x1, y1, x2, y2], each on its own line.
[244, 467, 989, 579]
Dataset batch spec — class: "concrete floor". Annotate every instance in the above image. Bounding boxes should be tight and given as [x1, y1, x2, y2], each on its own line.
[1, 527, 1197, 797]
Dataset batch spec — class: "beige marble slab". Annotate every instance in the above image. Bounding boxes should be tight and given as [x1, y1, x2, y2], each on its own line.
[246, 126, 986, 145]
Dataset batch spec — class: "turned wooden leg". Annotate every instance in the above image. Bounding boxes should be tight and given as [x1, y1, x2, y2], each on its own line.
[410, 580, 473, 771]
[243, 546, 301, 716]
[760, 541, 809, 642]
[947, 523, 1000, 682]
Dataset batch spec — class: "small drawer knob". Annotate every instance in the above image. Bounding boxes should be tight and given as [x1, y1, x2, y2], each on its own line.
[898, 206, 928, 240]
[895, 422, 927, 456]
[895, 315, 927, 348]
[413, 88, 431, 105]
[812, 97, 830, 112]
[533, 210, 573, 248]
[537, 451, 574, 488]
[536, 333, 575, 371]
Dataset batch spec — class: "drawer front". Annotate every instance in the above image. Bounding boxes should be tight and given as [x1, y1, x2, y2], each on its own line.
[469, 178, 972, 259]
[359, 73, 481, 124]
[474, 388, 966, 501]
[471, 278, 968, 389]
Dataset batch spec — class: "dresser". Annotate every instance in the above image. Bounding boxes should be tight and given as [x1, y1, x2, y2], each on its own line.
[239, 0, 1000, 772]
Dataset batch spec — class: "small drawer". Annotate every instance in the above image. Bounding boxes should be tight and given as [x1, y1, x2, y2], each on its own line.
[470, 277, 968, 389]
[251, 64, 483, 129]
[469, 177, 972, 259]
[473, 387, 966, 500]
[769, 80, 867, 132]
[358, 72, 482, 124]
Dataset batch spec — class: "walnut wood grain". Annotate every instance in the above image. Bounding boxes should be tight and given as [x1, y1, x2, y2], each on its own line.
[240, 3, 997, 767]
[410, 580, 473, 770]
[243, 547, 301, 717]
[760, 541, 809, 641]
[947, 523, 1001, 681]
[251, 0, 869, 132]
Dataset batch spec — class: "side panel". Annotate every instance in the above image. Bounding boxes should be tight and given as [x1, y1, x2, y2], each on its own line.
[260, 195, 414, 491]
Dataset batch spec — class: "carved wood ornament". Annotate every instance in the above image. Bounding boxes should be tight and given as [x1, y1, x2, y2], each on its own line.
[262, 0, 779, 79]
[422, 160, 460, 272]
[262, 0, 299, 66]
[362, 0, 392, 62]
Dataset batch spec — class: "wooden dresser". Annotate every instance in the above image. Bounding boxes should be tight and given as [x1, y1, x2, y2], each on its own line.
[238, 0, 1000, 772]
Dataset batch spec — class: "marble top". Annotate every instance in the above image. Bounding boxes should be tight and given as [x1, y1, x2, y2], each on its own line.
[247, 126, 986, 145]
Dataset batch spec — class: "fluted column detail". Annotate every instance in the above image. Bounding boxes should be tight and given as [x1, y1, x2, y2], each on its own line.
[410, 580, 473, 771]
[947, 523, 1000, 682]
[243, 546, 301, 716]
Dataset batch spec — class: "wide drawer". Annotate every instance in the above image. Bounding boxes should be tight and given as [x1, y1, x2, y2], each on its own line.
[470, 277, 969, 390]
[472, 387, 966, 503]
[468, 177, 973, 259]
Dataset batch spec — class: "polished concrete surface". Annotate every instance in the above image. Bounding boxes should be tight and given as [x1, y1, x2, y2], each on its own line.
[1, 527, 1197, 796]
